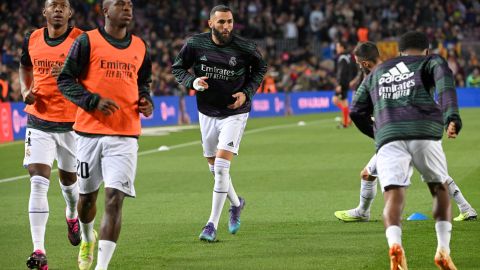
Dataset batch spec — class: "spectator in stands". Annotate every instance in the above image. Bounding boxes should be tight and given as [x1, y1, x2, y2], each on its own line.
[1, 0, 480, 96]
[0, 77, 9, 101]
[466, 66, 480, 87]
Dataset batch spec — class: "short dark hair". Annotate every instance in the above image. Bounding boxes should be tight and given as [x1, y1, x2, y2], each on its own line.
[102, 0, 113, 9]
[353, 41, 380, 62]
[336, 40, 348, 50]
[398, 31, 429, 52]
[210, 5, 232, 18]
[45, 0, 71, 7]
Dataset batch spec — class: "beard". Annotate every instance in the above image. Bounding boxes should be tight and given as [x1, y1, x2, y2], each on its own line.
[49, 17, 66, 29]
[212, 27, 232, 44]
[52, 22, 63, 29]
[361, 66, 371, 75]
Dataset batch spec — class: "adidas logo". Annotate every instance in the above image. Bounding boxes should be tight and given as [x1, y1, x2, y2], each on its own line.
[379, 62, 414, 85]
[200, 55, 208, 61]
[227, 141, 234, 147]
[378, 61, 416, 100]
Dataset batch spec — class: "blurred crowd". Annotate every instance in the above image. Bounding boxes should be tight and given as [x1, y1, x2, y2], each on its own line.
[1, 0, 480, 102]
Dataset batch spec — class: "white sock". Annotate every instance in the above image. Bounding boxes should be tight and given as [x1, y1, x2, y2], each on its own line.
[385, 225, 402, 247]
[80, 220, 95, 242]
[59, 180, 79, 219]
[209, 163, 239, 207]
[208, 163, 214, 176]
[95, 240, 117, 270]
[357, 179, 377, 214]
[435, 221, 452, 254]
[446, 177, 472, 213]
[29, 175, 50, 253]
[228, 176, 240, 207]
[208, 158, 230, 229]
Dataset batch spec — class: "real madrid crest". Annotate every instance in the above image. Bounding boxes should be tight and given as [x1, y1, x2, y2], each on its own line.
[229, 56, 237, 67]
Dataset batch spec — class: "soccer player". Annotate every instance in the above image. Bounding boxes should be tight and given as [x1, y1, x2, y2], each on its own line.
[20, 1, 82, 269]
[57, 0, 153, 269]
[172, 5, 267, 242]
[335, 42, 477, 223]
[336, 153, 477, 222]
[350, 32, 460, 270]
[332, 41, 357, 128]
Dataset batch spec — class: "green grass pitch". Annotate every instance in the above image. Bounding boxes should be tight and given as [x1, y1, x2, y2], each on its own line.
[1, 109, 479, 269]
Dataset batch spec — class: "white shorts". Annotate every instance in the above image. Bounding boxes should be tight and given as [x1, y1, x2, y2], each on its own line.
[23, 128, 76, 172]
[376, 140, 449, 192]
[199, 112, 249, 157]
[364, 154, 378, 177]
[76, 136, 138, 197]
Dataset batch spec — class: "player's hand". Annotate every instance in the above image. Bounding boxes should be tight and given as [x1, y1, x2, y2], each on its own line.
[97, 98, 120, 116]
[22, 88, 36, 105]
[139, 97, 153, 117]
[51, 64, 63, 79]
[227, 92, 246, 110]
[446, 122, 457, 139]
[193, 76, 209, 91]
[335, 85, 341, 93]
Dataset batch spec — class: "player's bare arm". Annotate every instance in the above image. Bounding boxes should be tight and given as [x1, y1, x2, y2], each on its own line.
[335, 85, 341, 93]
[138, 97, 153, 117]
[96, 98, 120, 116]
[19, 63, 35, 104]
[227, 92, 246, 109]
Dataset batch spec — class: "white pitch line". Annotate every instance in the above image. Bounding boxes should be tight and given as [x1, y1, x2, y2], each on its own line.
[0, 118, 329, 184]
[0, 140, 24, 148]
[139, 119, 329, 156]
[0, 168, 59, 184]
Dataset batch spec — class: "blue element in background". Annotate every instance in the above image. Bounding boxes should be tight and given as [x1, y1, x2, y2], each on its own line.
[141, 96, 179, 127]
[9, 102, 28, 140]
[184, 96, 199, 123]
[4, 89, 480, 141]
[289, 91, 352, 114]
[249, 93, 286, 118]
[456, 88, 480, 107]
[185, 93, 287, 121]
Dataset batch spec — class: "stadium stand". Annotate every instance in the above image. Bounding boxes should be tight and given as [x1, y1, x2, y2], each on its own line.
[1, 0, 480, 102]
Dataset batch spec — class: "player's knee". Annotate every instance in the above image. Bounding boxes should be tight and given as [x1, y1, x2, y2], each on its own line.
[428, 182, 449, 196]
[79, 197, 94, 209]
[206, 157, 215, 165]
[213, 158, 230, 191]
[105, 193, 125, 212]
[214, 167, 230, 186]
[360, 168, 376, 181]
[215, 159, 230, 192]
[29, 176, 50, 200]
[215, 166, 229, 177]
[28, 164, 51, 179]
[214, 158, 230, 177]
[360, 168, 369, 180]
[79, 193, 97, 209]
[59, 170, 77, 186]
[29, 176, 50, 212]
